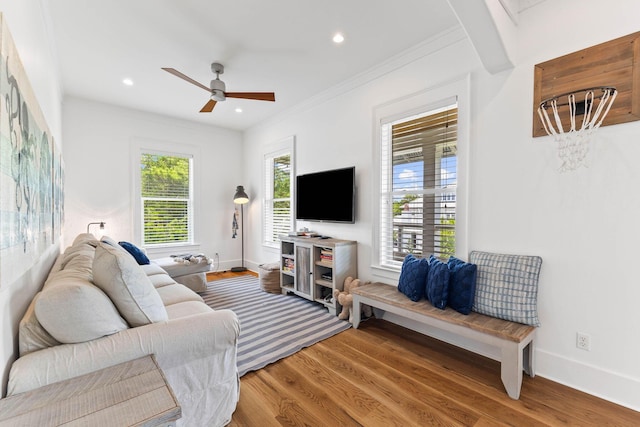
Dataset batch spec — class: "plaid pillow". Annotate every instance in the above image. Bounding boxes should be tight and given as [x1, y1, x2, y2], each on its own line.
[469, 251, 542, 326]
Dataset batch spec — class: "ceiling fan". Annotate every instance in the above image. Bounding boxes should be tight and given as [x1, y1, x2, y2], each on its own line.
[162, 62, 275, 113]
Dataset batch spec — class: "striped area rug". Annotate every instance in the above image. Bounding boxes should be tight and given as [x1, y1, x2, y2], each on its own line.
[201, 275, 351, 377]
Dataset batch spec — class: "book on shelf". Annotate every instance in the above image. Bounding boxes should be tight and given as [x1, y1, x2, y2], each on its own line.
[282, 258, 295, 272]
[320, 249, 333, 261]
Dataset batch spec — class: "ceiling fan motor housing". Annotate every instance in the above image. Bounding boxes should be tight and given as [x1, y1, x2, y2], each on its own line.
[210, 78, 226, 101]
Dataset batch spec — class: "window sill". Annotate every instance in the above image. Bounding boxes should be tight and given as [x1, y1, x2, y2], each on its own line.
[262, 244, 279, 253]
[371, 264, 400, 283]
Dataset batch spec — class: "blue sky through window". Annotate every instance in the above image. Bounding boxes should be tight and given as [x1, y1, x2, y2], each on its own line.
[393, 156, 457, 191]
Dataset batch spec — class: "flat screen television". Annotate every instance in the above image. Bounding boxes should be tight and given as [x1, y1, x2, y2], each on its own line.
[296, 166, 355, 223]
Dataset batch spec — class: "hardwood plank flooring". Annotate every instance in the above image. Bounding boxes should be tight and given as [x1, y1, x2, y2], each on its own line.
[216, 273, 639, 425]
[230, 317, 640, 426]
[207, 270, 258, 281]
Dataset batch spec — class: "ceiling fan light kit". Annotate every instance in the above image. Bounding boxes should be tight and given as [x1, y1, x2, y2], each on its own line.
[162, 62, 275, 113]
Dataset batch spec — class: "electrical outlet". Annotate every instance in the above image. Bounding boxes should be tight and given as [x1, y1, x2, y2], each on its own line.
[576, 332, 591, 351]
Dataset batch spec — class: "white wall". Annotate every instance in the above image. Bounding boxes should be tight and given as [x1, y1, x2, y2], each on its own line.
[62, 97, 245, 269]
[0, 0, 63, 396]
[244, 0, 640, 411]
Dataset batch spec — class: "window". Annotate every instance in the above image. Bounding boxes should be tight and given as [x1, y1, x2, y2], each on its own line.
[140, 152, 193, 246]
[263, 137, 295, 248]
[379, 105, 458, 268]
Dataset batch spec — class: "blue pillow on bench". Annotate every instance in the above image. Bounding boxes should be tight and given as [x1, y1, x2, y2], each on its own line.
[470, 251, 542, 326]
[118, 241, 150, 265]
[397, 254, 429, 302]
[426, 255, 449, 310]
[447, 256, 477, 315]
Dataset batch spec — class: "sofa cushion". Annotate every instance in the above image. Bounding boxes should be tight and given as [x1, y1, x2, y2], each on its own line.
[470, 251, 542, 326]
[165, 300, 213, 320]
[447, 256, 477, 315]
[35, 278, 129, 344]
[60, 253, 94, 276]
[426, 255, 449, 310]
[56, 236, 96, 278]
[72, 233, 99, 247]
[147, 271, 177, 289]
[100, 235, 121, 248]
[156, 284, 204, 306]
[93, 242, 168, 327]
[119, 241, 150, 265]
[19, 295, 61, 356]
[140, 263, 169, 277]
[397, 254, 429, 302]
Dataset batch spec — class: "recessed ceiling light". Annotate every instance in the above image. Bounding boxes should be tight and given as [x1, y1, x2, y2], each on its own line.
[235, 107, 243, 113]
[332, 33, 345, 44]
[122, 78, 134, 86]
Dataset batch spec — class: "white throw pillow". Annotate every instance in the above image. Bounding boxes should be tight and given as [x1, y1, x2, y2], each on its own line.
[35, 281, 129, 343]
[93, 242, 168, 326]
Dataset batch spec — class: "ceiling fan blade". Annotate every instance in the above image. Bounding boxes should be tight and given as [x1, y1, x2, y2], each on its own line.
[162, 67, 210, 92]
[225, 92, 276, 102]
[200, 99, 217, 113]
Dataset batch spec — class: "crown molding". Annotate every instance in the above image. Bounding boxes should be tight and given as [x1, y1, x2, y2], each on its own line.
[251, 25, 467, 132]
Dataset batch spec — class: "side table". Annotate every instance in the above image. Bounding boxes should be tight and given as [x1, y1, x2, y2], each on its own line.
[0, 355, 181, 426]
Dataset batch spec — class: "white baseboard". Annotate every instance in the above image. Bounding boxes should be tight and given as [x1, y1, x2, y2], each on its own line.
[536, 349, 640, 412]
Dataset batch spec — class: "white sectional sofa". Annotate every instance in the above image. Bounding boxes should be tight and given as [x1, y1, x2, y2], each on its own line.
[7, 233, 240, 427]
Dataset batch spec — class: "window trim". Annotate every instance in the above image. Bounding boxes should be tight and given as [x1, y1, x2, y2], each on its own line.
[132, 139, 201, 250]
[262, 136, 296, 249]
[372, 76, 470, 281]
[380, 106, 458, 268]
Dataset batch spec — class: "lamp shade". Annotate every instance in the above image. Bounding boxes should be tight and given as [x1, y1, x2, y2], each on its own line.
[233, 185, 249, 204]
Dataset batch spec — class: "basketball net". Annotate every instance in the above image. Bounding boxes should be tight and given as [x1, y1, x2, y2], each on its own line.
[538, 87, 617, 172]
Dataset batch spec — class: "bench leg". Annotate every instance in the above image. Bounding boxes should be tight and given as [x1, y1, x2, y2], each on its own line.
[501, 344, 523, 400]
[352, 297, 361, 328]
[523, 341, 535, 378]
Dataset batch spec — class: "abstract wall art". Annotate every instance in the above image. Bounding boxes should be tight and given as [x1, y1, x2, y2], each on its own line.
[0, 14, 62, 289]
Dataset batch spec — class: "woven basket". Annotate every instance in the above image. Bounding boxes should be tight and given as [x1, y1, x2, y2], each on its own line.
[258, 262, 281, 294]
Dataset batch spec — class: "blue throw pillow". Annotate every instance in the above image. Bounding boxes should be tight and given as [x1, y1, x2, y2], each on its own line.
[397, 254, 429, 302]
[447, 256, 477, 315]
[426, 255, 449, 310]
[118, 241, 150, 265]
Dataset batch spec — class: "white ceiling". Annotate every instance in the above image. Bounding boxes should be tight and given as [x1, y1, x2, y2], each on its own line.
[48, 0, 462, 131]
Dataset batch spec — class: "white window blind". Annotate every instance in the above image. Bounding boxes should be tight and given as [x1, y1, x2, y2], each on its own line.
[379, 105, 458, 268]
[140, 153, 193, 245]
[263, 151, 293, 247]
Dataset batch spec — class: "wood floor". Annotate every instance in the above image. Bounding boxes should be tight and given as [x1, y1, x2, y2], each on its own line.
[229, 317, 639, 426]
[207, 270, 258, 281]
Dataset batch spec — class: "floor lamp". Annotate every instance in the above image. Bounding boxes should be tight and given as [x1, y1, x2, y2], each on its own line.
[231, 185, 249, 272]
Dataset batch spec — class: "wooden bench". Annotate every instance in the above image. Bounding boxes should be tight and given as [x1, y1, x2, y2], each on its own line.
[351, 282, 536, 400]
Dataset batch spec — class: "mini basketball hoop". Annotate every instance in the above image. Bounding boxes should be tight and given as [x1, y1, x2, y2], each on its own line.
[537, 87, 617, 172]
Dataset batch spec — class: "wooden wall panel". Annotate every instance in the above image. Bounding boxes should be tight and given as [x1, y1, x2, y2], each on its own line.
[533, 32, 640, 137]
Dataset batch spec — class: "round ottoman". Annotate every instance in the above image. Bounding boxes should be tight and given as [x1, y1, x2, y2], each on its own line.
[258, 262, 281, 294]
